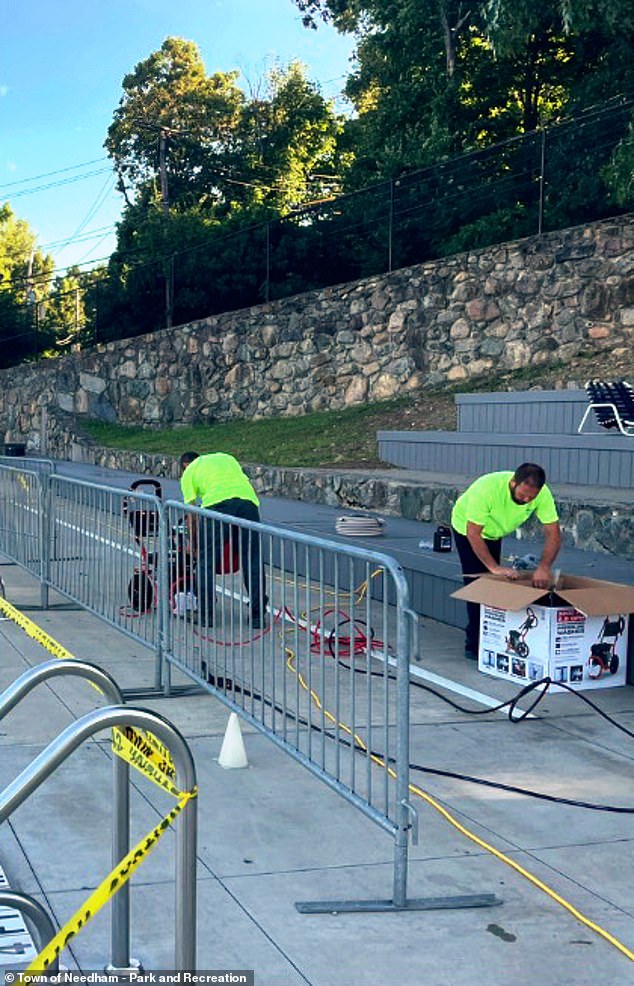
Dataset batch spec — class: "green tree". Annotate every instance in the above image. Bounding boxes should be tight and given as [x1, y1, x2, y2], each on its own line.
[0, 204, 54, 364]
[0, 203, 53, 303]
[100, 43, 349, 338]
[43, 266, 89, 350]
[293, 0, 634, 182]
[106, 42, 346, 218]
[105, 37, 245, 212]
[228, 61, 346, 215]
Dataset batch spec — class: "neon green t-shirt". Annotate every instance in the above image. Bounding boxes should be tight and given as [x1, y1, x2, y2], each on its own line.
[451, 470, 558, 540]
[180, 453, 259, 509]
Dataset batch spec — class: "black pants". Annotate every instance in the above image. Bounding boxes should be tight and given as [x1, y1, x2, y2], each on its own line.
[201, 498, 267, 623]
[452, 527, 501, 654]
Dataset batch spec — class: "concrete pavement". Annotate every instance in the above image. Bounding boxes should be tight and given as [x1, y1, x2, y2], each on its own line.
[0, 473, 633, 985]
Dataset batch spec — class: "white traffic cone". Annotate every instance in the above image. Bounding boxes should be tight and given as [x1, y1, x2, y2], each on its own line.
[218, 712, 249, 769]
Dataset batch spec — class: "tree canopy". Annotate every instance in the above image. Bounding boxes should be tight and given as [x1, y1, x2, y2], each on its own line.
[292, 0, 634, 183]
[105, 39, 344, 218]
[0, 205, 55, 366]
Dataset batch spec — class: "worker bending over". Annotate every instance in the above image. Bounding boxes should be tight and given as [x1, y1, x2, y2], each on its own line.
[451, 463, 562, 660]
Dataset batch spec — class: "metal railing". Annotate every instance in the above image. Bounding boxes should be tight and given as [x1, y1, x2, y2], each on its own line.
[167, 501, 413, 818]
[0, 659, 134, 971]
[45, 473, 168, 686]
[161, 498, 424, 910]
[0, 703, 197, 970]
[0, 456, 56, 477]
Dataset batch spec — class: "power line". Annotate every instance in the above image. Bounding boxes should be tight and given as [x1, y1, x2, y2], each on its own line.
[5, 167, 114, 201]
[74, 231, 117, 267]
[0, 158, 110, 192]
[41, 225, 116, 250]
[54, 177, 118, 258]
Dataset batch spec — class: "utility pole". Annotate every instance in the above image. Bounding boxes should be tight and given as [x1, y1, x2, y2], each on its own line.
[159, 128, 174, 328]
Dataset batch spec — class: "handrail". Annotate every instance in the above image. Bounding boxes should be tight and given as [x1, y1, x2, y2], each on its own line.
[0, 705, 197, 971]
[0, 891, 59, 972]
[0, 660, 132, 972]
[0, 659, 123, 719]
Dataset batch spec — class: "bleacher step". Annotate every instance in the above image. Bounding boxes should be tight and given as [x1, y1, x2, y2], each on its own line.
[0, 863, 38, 968]
[377, 430, 634, 488]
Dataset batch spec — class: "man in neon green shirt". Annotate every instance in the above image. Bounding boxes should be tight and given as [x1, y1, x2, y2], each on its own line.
[180, 451, 267, 629]
[451, 463, 562, 659]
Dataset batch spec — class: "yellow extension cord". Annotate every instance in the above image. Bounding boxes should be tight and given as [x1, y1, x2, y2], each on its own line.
[284, 637, 634, 963]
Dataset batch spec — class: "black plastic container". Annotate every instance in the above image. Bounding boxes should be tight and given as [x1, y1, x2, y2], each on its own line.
[3, 443, 26, 457]
[433, 525, 452, 552]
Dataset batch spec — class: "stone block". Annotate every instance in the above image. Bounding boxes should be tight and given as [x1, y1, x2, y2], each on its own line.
[503, 340, 532, 368]
[57, 393, 74, 412]
[119, 360, 137, 379]
[388, 310, 407, 331]
[371, 373, 399, 399]
[465, 299, 488, 321]
[79, 372, 106, 394]
[450, 318, 470, 339]
[480, 337, 504, 357]
[261, 325, 277, 346]
[343, 376, 368, 406]
[588, 324, 610, 339]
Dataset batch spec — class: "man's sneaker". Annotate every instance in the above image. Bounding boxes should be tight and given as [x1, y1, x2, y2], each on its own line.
[464, 647, 478, 661]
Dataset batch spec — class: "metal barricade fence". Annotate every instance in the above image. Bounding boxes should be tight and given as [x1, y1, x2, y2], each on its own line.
[0, 455, 56, 477]
[163, 499, 417, 906]
[0, 467, 418, 904]
[0, 465, 44, 580]
[44, 474, 167, 685]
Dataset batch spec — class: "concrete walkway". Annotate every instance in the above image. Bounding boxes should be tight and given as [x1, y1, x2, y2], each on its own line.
[0, 473, 633, 985]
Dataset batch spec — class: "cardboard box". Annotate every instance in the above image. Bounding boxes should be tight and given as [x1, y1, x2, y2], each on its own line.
[452, 574, 634, 690]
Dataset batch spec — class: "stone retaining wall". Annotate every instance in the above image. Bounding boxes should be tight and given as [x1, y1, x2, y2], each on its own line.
[1, 214, 633, 450]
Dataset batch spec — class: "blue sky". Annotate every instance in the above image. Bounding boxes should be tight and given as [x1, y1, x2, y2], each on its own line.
[1, 0, 354, 275]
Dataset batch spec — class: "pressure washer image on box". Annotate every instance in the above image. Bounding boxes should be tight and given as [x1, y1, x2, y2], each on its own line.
[587, 615, 625, 679]
[505, 606, 539, 659]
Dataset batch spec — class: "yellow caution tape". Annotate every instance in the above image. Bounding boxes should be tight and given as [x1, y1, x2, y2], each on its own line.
[0, 595, 76, 661]
[112, 726, 181, 795]
[0, 595, 176, 777]
[25, 787, 197, 974]
[118, 724, 176, 780]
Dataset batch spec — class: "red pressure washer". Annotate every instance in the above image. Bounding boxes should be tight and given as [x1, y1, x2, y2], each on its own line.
[122, 479, 162, 613]
[122, 479, 241, 615]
